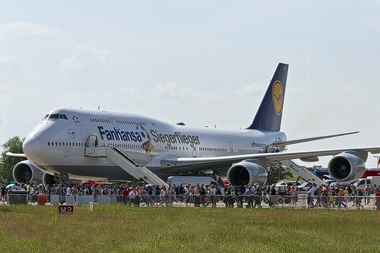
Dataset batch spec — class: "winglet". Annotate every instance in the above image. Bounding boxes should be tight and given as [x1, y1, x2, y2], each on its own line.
[247, 63, 289, 131]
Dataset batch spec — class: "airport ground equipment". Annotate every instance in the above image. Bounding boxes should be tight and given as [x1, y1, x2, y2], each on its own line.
[354, 176, 380, 190]
[281, 159, 324, 186]
[85, 146, 169, 188]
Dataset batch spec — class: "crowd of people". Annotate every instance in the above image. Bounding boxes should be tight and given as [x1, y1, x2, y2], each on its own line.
[0, 181, 379, 209]
[304, 183, 376, 209]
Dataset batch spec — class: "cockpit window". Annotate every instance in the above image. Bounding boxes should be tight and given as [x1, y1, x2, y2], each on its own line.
[49, 114, 60, 120]
[43, 114, 69, 121]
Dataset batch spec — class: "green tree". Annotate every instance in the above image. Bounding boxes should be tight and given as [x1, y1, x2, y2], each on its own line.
[0, 136, 26, 183]
[266, 162, 294, 185]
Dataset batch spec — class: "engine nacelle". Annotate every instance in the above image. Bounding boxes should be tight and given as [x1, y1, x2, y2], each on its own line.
[328, 152, 365, 182]
[12, 160, 43, 184]
[42, 173, 56, 186]
[227, 161, 267, 186]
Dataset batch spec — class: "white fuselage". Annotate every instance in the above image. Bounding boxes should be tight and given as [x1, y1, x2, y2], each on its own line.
[23, 107, 287, 181]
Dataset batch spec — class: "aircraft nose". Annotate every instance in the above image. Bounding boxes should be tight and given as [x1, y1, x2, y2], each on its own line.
[23, 135, 42, 159]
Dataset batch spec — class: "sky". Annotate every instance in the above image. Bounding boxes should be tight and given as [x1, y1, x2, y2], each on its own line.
[0, 1, 380, 168]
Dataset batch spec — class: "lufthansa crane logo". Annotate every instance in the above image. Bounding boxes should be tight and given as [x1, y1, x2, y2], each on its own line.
[272, 80, 283, 116]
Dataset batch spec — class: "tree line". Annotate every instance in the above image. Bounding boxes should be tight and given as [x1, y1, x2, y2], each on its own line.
[0, 136, 25, 183]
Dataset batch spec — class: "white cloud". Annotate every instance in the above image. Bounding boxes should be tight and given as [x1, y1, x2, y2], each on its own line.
[59, 45, 112, 78]
[0, 54, 24, 73]
[341, 84, 354, 91]
[235, 82, 263, 95]
[154, 82, 195, 97]
[0, 22, 58, 42]
[119, 86, 148, 99]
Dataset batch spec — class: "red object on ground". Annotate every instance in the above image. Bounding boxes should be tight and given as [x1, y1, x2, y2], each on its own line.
[37, 195, 47, 205]
[361, 170, 380, 178]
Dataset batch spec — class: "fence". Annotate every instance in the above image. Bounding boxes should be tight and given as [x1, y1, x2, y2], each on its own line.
[1, 193, 379, 210]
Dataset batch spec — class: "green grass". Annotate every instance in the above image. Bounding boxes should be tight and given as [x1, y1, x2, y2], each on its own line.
[0, 205, 379, 252]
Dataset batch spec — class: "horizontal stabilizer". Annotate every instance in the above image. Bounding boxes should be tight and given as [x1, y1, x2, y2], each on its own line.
[6, 152, 27, 157]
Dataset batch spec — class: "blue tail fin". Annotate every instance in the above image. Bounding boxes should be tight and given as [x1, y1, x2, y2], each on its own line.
[247, 63, 289, 131]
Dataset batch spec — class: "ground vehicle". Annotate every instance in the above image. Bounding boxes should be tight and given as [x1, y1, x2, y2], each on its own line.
[323, 179, 335, 185]
[167, 176, 218, 186]
[329, 182, 351, 188]
[354, 176, 380, 190]
[298, 181, 319, 194]
[275, 181, 301, 192]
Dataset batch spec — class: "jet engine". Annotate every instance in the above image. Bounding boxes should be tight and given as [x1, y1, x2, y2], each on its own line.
[42, 173, 56, 186]
[12, 160, 43, 184]
[227, 160, 267, 186]
[328, 152, 366, 182]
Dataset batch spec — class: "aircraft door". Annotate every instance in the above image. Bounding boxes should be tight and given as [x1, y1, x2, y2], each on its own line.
[103, 111, 120, 131]
[228, 142, 233, 154]
[192, 147, 198, 158]
[87, 135, 98, 147]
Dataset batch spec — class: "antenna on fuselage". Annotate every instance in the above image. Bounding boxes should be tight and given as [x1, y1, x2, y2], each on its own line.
[98, 106, 100, 110]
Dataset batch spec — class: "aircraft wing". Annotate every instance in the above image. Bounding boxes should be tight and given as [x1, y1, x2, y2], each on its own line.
[159, 147, 380, 173]
[274, 131, 359, 147]
[6, 152, 27, 157]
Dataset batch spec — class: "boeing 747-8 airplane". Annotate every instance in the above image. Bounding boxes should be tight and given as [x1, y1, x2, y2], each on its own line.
[9, 63, 380, 186]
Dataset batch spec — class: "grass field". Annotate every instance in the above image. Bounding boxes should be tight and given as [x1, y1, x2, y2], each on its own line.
[0, 205, 379, 253]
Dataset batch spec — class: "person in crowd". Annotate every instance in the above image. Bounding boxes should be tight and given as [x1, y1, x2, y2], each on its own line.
[364, 185, 370, 205]
[352, 186, 358, 207]
[270, 184, 277, 207]
[146, 186, 153, 207]
[0, 183, 6, 201]
[291, 186, 297, 206]
[243, 186, 255, 208]
[152, 187, 157, 206]
[356, 187, 364, 209]
[315, 186, 322, 207]
[66, 185, 71, 196]
[210, 185, 217, 207]
[338, 186, 347, 208]
[199, 184, 206, 206]
[308, 185, 315, 208]
[344, 187, 349, 207]
[254, 186, 262, 208]
[128, 187, 136, 206]
[322, 185, 329, 207]
[160, 186, 166, 206]
[166, 186, 173, 206]
[329, 190, 334, 208]
[236, 186, 244, 208]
